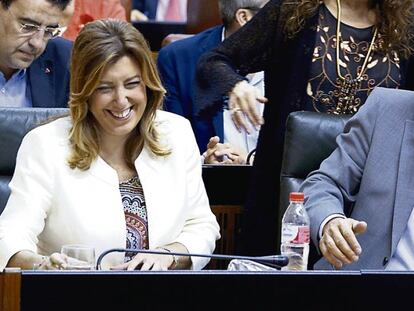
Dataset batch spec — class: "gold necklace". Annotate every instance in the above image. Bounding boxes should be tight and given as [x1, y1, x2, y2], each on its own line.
[334, 0, 378, 114]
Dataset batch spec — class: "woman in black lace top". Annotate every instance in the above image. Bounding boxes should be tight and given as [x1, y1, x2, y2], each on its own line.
[195, 0, 414, 257]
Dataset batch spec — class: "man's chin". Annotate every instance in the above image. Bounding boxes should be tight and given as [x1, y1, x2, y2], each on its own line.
[16, 51, 37, 66]
[13, 59, 35, 70]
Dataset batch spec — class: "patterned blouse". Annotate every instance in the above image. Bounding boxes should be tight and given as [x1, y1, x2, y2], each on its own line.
[304, 4, 401, 114]
[119, 175, 149, 262]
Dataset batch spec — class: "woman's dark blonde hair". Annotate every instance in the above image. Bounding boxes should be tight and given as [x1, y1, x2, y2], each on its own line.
[68, 19, 169, 170]
[284, 0, 414, 58]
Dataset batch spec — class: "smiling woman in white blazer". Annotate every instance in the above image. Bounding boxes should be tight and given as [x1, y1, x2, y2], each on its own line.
[0, 19, 220, 271]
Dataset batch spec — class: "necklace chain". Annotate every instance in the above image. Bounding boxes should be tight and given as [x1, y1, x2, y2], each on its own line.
[334, 0, 378, 114]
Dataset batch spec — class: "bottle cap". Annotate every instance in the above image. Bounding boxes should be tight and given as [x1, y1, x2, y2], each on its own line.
[289, 192, 304, 202]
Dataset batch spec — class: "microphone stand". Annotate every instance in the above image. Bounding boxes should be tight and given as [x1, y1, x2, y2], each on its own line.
[96, 248, 289, 270]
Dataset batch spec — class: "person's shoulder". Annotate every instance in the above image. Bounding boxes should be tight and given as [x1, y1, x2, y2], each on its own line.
[159, 26, 222, 55]
[155, 110, 188, 124]
[45, 37, 73, 51]
[31, 37, 73, 68]
[368, 87, 414, 112]
[354, 87, 414, 126]
[25, 116, 71, 145]
[154, 111, 195, 150]
[155, 110, 191, 133]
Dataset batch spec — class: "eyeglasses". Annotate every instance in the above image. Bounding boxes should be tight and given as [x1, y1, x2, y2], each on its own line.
[8, 9, 62, 40]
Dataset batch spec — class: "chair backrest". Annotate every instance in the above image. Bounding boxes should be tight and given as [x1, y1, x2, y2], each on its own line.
[279, 111, 351, 266]
[0, 108, 69, 213]
[186, 0, 221, 34]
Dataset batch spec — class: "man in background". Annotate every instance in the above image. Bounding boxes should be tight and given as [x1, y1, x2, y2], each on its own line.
[157, 0, 268, 164]
[0, 0, 72, 108]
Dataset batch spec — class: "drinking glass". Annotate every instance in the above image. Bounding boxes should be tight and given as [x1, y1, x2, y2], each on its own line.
[61, 244, 95, 270]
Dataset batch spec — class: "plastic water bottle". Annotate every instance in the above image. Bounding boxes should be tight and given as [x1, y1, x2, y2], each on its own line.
[281, 192, 310, 271]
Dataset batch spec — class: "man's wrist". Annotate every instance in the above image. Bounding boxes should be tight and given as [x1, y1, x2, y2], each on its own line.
[319, 214, 346, 239]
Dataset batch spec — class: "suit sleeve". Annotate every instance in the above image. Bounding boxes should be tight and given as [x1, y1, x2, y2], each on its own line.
[157, 47, 185, 116]
[299, 89, 383, 248]
[0, 128, 55, 270]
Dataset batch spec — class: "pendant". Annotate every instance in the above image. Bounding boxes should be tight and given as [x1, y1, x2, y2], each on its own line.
[335, 77, 361, 114]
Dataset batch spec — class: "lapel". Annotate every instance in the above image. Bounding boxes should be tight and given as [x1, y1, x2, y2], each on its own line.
[86, 142, 167, 248]
[391, 120, 414, 254]
[135, 144, 167, 248]
[28, 53, 55, 108]
[88, 156, 119, 187]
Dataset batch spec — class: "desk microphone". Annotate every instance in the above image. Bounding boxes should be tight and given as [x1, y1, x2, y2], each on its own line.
[96, 248, 289, 270]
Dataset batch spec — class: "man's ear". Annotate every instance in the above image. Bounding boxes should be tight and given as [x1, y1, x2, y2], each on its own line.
[234, 8, 253, 27]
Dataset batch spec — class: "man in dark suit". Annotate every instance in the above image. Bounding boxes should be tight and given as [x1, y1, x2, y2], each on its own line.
[157, 0, 268, 163]
[0, 0, 72, 108]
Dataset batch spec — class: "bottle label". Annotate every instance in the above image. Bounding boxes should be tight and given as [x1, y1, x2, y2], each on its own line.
[282, 225, 310, 244]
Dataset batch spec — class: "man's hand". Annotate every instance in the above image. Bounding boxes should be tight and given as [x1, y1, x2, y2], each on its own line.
[320, 217, 367, 269]
[203, 136, 247, 164]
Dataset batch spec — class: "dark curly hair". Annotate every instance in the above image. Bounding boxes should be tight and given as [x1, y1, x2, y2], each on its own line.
[283, 0, 414, 58]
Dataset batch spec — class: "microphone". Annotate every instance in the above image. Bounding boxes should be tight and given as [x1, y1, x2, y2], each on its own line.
[96, 248, 289, 270]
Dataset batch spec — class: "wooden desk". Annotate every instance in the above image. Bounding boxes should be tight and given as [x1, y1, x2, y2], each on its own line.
[0, 268, 20, 311]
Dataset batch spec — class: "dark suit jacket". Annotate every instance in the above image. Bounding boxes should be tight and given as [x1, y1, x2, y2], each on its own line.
[28, 37, 72, 108]
[133, 0, 158, 19]
[157, 25, 223, 153]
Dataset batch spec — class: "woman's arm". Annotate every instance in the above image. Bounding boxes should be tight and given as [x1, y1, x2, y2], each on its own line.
[0, 126, 56, 270]
[195, 0, 283, 115]
[8, 251, 68, 270]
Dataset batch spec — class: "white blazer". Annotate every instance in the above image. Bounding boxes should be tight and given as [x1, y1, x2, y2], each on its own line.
[0, 111, 220, 270]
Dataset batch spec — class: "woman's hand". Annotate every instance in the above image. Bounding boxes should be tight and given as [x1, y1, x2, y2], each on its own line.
[36, 253, 90, 270]
[320, 217, 367, 269]
[228, 80, 267, 134]
[8, 250, 81, 270]
[203, 136, 247, 164]
[110, 248, 175, 271]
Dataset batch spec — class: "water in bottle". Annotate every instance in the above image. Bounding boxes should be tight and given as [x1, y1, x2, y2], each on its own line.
[281, 192, 310, 271]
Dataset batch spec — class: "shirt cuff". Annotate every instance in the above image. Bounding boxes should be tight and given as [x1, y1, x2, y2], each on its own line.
[319, 214, 346, 239]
